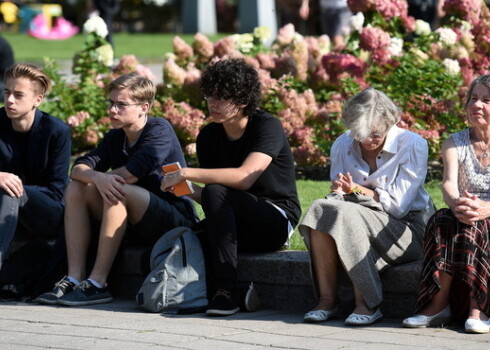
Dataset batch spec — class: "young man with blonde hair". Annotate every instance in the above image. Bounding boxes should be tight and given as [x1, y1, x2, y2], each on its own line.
[37, 73, 196, 306]
[0, 63, 71, 285]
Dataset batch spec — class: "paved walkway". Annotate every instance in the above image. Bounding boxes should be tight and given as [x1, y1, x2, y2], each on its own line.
[0, 300, 488, 349]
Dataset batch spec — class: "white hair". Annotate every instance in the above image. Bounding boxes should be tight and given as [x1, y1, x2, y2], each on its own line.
[342, 88, 401, 141]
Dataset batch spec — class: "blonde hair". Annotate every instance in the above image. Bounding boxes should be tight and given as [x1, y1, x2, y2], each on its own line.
[342, 88, 400, 140]
[4, 63, 52, 96]
[108, 73, 155, 106]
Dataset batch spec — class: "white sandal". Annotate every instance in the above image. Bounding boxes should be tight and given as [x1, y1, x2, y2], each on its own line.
[304, 308, 338, 323]
[345, 308, 383, 326]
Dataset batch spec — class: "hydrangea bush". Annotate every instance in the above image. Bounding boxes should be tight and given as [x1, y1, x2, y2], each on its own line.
[162, 0, 490, 163]
[42, 1, 490, 165]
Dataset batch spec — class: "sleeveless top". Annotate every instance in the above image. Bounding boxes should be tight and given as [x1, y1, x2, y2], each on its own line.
[452, 129, 490, 201]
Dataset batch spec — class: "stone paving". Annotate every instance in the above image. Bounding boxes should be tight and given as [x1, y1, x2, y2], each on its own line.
[0, 300, 489, 349]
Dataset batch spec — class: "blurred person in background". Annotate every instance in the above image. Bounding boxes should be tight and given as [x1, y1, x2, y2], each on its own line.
[299, 0, 352, 48]
[0, 35, 14, 103]
[87, 0, 120, 45]
[408, 0, 444, 30]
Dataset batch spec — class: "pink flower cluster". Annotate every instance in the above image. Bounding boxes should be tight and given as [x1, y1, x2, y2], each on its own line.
[275, 24, 296, 46]
[322, 53, 367, 84]
[193, 33, 214, 64]
[67, 111, 90, 128]
[444, 0, 482, 25]
[104, 55, 157, 83]
[347, 0, 408, 20]
[275, 87, 318, 136]
[163, 58, 186, 85]
[161, 99, 206, 147]
[173, 36, 194, 63]
[359, 26, 392, 64]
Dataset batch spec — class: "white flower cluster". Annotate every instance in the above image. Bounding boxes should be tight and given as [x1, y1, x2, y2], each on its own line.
[233, 33, 254, 53]
[253, 26, 271, 44]
[415, 20, 431, 36]
[389, 37, 404, 56]
[349, 12, 365, 32]
[83, 16, 108, 39]
[96, 44, 114, 67]
[435, 27, 458, 46]
[442, 58, 460, 75]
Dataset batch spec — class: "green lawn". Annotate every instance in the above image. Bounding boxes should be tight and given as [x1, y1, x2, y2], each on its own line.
[3, 32, 227, 63]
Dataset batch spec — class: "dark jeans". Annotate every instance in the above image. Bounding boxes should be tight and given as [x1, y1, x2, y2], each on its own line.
[0, 187, 63, 270]
[200, 184, 289, 291]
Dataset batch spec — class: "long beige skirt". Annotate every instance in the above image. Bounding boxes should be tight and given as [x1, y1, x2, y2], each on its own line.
[299, 195, 427, 309]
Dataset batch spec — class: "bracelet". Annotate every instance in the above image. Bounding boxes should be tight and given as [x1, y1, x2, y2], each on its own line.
[348, 186, 365, 195]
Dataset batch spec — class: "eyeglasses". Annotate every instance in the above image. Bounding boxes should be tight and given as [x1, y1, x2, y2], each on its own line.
[106, 99, 142, 111]
[356, 132, 385, 142]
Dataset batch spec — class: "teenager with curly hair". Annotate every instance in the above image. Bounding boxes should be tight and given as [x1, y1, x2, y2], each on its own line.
[161, 58, 301, 316]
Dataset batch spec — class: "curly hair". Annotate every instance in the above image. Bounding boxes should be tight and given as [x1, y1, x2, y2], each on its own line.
[200, 58, 261, 116]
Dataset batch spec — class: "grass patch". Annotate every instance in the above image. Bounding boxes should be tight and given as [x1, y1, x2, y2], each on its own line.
[3, 32, 228, 63]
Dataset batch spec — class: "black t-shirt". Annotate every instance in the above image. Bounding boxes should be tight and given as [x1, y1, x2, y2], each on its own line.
[196, 109, 301, 226]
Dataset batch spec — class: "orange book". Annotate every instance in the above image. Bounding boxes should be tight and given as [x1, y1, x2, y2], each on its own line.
[161, 162, 194, 197]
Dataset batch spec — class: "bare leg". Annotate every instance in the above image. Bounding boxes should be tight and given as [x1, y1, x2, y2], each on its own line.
[351, 286, 377, 315]
[309, 228, 338, 311]
[468, 299, 489, 321]
[88, 184, 150, 286]
[418, 271, 453, 315]
[64, 181, 103, 282]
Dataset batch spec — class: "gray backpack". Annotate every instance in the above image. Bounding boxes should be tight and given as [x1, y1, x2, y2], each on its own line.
[136, 226, 208, 313]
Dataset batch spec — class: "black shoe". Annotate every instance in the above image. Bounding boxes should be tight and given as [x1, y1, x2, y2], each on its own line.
[0, 284, 23, 301]
[206, 289, 240, 316]
[57, 280, 113, 306]
[35, 276, 76, 305]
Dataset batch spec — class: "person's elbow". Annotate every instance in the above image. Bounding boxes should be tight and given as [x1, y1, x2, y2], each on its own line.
[235, 170, 261, 191]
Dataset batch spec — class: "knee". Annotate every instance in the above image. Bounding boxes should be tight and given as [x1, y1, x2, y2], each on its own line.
[201, 184, 229, 207]
[0, 188, 20, 202]
[64, 180, 96, 203]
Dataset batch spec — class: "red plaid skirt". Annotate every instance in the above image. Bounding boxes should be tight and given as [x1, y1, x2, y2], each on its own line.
[417, 208, 490, 321]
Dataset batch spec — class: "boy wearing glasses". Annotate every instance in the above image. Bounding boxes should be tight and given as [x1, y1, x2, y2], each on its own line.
[36, 73, 196, 306]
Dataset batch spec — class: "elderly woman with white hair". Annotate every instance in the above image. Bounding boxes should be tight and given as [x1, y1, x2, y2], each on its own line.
[299, 88, 434, 326]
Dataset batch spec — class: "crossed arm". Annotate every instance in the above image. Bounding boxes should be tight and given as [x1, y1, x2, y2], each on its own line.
[441, 137, 490, 225]
[70, 164, 138, 206]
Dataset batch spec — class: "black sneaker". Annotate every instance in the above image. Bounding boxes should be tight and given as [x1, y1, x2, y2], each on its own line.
[57, 280, 113, 306]
[206, 289, 240, 316]
[35, 276, 76, 305]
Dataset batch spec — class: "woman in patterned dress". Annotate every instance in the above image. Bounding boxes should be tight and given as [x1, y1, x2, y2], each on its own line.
[403, 74, 490, 334]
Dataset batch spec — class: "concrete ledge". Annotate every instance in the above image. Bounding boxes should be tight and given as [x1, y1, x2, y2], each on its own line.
[110, 247, 422, 318]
